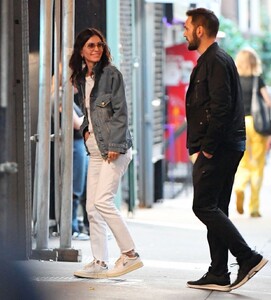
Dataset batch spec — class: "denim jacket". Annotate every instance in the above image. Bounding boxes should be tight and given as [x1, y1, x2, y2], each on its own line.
[77, 64, 132, 159]
[185, 43, 246, 155]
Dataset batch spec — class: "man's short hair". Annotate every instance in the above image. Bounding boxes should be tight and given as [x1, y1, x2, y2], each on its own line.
[186, 8, 219, 38]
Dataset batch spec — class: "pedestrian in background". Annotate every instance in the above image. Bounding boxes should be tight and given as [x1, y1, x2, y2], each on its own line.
[183, 8, 268, 292]
[234, 48, 271, 217]
[69, 28, 143, 278]
[72, 98, 89, 240]
[51, 70, 89, 240]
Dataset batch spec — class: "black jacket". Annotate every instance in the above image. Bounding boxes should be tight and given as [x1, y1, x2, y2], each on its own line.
[185, 42, 246, 155]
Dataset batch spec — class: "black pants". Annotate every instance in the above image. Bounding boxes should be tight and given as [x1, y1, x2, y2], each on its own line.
[192, 147, 252, 275]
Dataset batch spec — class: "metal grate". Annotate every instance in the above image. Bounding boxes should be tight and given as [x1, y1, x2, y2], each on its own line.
[153, 4, 165, 147]
[119, 0, 133, 133]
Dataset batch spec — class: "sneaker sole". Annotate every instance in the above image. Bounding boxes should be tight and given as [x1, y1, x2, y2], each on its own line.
[187, 283, 231, 292]
[231, 258, 268, 290]
[73, 271, 108, 279]
[107, 261, 144, 278]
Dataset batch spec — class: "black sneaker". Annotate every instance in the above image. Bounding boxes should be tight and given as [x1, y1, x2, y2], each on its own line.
[187, 272, 231, 292]
[230, 251, 268, 290]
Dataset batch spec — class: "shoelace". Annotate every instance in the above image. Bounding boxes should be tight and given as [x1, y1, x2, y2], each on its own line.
[84, 259, 107, 269]
[116, 254, 137, 266]
[115, 255, 128, 266]
[84, 260, 95, 269]
[115, 253, 139, 266]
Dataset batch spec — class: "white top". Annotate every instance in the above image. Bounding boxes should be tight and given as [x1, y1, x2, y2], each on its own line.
[85, 76, 94, 133]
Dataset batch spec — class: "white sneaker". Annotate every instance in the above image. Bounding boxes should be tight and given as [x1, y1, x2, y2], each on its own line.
[74, 260, 108, 279]
[72, 232, 89, 241]
[107, 253, 143, 278]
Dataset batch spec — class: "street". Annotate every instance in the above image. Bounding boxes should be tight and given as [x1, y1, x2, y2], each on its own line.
[22, 157, 271, 300]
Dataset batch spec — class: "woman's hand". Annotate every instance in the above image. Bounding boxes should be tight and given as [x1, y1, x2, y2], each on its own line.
[107, 151, 120, 164]
[84, 131, 90, 141]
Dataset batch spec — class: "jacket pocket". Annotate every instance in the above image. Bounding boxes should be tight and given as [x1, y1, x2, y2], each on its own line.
[195, 77, 209, 103]
[96, 94, 112, 108]
[94, 94, 113, 133]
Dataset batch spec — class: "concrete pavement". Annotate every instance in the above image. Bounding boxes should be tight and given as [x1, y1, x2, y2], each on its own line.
[19, 158, 271, 299]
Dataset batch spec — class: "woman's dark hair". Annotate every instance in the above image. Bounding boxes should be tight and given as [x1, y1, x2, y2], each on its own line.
[186, 8, 219, 38]
[69, 28, 112, 86]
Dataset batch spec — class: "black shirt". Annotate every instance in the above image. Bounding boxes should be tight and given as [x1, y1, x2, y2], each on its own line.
[239, 76, 265, 116]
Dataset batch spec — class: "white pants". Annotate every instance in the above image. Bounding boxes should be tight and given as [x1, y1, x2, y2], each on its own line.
[85, 134, 135, 262]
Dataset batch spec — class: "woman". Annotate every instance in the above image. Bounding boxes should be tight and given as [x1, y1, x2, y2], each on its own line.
[69, 28, 143, 278]
[234, 48, 271, 217]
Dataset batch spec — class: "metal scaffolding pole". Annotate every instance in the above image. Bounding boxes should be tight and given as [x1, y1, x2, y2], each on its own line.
[129, 0, 139, 213]
[36, 0, 53, 249]
[60, 0, 74, 249]
[142, 2, 154, 208]
[136, 0, 154, 208]
[53, 0, 61, 234]
[32, 0, 80, 261]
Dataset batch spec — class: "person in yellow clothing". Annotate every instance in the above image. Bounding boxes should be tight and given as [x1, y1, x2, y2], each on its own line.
[234, 48, 271, 217]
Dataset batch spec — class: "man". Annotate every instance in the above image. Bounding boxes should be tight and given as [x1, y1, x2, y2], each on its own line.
[183, 7, 268, 292]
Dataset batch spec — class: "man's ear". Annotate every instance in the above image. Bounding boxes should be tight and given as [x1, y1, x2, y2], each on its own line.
[196, 25, 204, 37]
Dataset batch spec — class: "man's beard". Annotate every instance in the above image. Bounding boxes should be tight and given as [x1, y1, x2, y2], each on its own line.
[188, 31, 200, 51]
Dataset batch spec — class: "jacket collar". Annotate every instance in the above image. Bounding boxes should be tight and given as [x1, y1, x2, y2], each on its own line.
[197, 42, 218, 66]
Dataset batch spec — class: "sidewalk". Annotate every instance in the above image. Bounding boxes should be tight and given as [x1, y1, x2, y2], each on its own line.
[20, 158, 271, 300]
